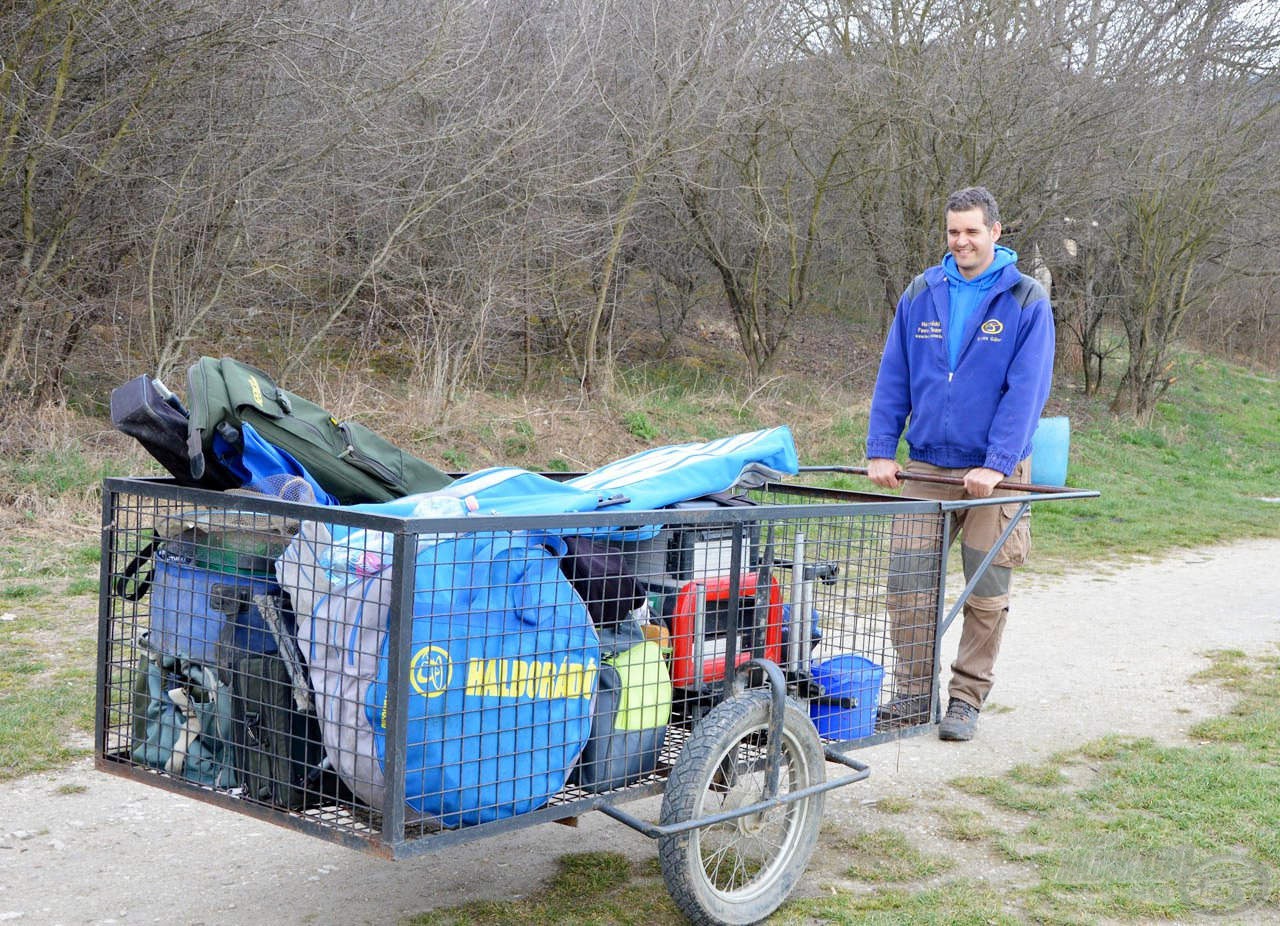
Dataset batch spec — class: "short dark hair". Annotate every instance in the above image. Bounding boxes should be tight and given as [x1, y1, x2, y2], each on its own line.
[946, 187, 1000, 227]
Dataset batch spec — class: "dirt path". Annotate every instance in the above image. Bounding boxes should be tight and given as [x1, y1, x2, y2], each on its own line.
[1, 539, 1277, 925]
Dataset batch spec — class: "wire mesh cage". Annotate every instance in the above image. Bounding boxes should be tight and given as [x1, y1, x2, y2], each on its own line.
[97, 478, 950, 856]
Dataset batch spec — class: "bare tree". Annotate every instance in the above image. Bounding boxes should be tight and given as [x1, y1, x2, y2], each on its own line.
[1, 1, 206, 396]
[1086, 2, 1279, 420]
[782, 0, 1115, 334]
[3, 0, 1277, 409]
[653, 1, 873, 381]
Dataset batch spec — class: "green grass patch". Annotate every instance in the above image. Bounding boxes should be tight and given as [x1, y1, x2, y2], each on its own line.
[70, 544, 101, 567]
[404, 852, 683, 925]
[1188, 648, 1280, 762]
[1192, 647, 1254, 687]
[1, 584, 45, 601]
[502, 419, 536, 458]
[5, 448, 125, 495]
[949, 775, 1059, 815]
[1006, 761, 1069, 788]
[0, 614, 97, 780]
[622, 411, 658, 441]
[826, 828, 954, 883]
[871, 795, 915, 814]
[826, 413, 865, 445]
[961, 651, 1280, 922]
[65, 578, 98, 597]
[1030, 354, 1280, 562]
[780, 881, 1019, 925]
[0, 542, 102, 584]
[617, 360, 736, 401]
[615, 365, 767, 442]
[935, 807, 1000, 842]
[1074, 735, 1129, 762]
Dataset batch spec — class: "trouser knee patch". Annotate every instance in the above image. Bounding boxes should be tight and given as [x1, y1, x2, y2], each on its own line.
[961, 545, 1012, 599]
[888, 551, 939, 595]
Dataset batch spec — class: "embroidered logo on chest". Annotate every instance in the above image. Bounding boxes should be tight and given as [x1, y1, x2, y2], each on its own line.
[981, 319, 1004, 335]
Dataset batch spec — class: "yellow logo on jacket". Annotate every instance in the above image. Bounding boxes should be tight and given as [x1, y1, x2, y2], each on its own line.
[981, 319, 1004, 335]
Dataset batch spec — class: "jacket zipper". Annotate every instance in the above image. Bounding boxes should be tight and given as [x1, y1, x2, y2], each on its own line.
[946, 370, 953, 447]
[272, 397, 344, 458]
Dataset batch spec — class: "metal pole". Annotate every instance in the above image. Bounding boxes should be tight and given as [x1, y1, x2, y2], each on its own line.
[789, 531, 806, 671]
[797, 464, 1079, 496]
[692, 582, 707, 690]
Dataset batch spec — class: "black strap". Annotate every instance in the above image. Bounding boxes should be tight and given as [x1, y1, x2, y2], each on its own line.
[690, 489, 756, 508]
[114, 535, 160, 601]
[187, 428, 206, 479]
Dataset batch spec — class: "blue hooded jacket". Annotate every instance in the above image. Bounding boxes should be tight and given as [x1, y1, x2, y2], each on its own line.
[943, 245, 1018, 371]
[865, 256, 1055, 476]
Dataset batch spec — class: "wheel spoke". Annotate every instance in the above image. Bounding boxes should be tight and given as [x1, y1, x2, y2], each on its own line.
[659, 692, 826, 924]
[698, 742, 801, 892]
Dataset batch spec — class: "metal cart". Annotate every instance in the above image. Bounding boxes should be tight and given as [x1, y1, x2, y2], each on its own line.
[95, 472, 1095, 925]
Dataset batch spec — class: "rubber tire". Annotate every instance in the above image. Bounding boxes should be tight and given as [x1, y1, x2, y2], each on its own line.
[658, 690, 826, 926]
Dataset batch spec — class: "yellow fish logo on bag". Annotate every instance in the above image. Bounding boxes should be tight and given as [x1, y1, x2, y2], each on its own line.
[409, 646, 453, 698]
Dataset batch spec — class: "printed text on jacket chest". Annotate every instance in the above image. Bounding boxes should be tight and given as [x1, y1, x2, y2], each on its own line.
[914, 320, 942, 341]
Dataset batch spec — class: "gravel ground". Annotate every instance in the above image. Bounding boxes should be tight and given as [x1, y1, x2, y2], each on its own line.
[1, 538, 1277, 926]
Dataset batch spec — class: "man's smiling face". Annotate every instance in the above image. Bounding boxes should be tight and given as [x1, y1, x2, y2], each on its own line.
[946, 206, 1001, 280]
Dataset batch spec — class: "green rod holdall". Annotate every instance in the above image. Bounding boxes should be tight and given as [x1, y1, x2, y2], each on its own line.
[186, 356, 452, 505]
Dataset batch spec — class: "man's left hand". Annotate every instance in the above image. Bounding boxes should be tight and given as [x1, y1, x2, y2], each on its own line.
[964, 467, 1006, 498]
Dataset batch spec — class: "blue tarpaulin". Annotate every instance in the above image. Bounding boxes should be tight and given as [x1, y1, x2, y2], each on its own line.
[313, 426, 799, 583]
[229, 423, 797, 519]
[402, 425, 799, 518]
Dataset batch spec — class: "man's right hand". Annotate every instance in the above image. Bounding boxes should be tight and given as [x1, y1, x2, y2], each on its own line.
[867, 458, 902, 489]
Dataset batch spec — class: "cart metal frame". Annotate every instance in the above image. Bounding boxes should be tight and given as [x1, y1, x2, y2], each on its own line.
[95, 473, 1096, 924]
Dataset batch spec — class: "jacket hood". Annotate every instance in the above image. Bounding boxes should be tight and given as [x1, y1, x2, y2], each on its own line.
[941, 244, 1019, 288]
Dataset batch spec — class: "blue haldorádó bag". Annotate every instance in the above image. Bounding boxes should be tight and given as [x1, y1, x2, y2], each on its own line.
[365, 531, 598, 828]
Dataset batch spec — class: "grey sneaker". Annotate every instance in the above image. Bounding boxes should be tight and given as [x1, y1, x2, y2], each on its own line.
[877, 694, 931, 725]
[938, 698, 980, 741]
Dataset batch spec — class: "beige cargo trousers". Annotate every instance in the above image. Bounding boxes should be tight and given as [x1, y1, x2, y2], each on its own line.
[887, 458, 1032, 710]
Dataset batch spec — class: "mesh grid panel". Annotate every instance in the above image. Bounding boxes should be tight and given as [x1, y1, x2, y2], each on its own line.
[98, 479, 947, 855]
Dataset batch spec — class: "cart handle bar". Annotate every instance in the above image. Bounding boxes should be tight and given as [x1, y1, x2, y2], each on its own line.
[798, 465, 1072, 495]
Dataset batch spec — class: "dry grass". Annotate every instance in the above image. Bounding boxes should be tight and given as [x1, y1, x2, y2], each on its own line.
[0, 403, 147, 540]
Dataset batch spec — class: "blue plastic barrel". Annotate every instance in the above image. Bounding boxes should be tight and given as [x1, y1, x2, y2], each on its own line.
[1030, 416, 1070, 486]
